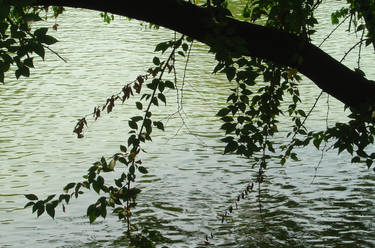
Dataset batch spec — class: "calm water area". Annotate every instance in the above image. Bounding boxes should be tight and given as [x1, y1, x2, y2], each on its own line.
[1, 1, 375, 247]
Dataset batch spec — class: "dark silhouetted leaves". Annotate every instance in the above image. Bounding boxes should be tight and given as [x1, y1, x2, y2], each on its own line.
[25, 194, 38, 201]
[138, 166, 148, 174]
[153, 121, 164, 131]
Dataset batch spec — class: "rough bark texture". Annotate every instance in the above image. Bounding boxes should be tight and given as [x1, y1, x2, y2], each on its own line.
[31, 0, 375, 109]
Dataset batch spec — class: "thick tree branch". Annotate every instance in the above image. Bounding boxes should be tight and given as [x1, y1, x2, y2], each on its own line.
[30, 0, 375, 109]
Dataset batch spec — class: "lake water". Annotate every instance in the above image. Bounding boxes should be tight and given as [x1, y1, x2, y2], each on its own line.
[1, 2, 375, 247]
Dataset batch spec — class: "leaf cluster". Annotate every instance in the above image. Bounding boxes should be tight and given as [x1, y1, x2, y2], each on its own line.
[0, 2, 60, 83]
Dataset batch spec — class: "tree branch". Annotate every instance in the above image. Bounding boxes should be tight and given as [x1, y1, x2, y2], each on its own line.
[30, 0, 375, 109]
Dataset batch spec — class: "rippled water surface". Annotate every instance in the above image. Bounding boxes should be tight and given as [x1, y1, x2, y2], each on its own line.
[1, 2, 375, 247]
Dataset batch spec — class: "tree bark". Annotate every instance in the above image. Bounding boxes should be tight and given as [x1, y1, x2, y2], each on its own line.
[30, 0, 375, 110]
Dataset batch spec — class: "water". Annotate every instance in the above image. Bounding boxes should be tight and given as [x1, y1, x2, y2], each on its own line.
[1, 2, 375, 247]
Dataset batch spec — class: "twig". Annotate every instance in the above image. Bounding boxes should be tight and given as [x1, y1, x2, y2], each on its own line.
[357, 28, 365, 68]
[311, 94, 330, 183]
[291, 91, 323, 142]
[318, 14, 350, 48]
[340, 38, 368, 63]
[42, 44, 67, 63]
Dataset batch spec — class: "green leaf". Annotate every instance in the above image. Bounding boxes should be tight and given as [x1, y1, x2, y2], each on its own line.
[158, 81, 165, 92]
[25, 194, 38, 201]
[93, 181, 100, 194]
[19, 66, 30, 77]
[115, 179, 123, 187]
[46, 203, 55, 219]
[297, 109, 306, 117]
[74, 183, 82, 198]
[33, 43, 45, 59]
[153, 56, 160, 65]
[100, 206, 107, 218]
[59, 194, 71, 204]
[23, 13, 43, 22]
[217, 108, 230, 116]
[24, 201, 35, 208]
[357, 149, 367, 157]
[182, 43, 189, 52]
[280, 157, 286, 165]
[41, 35, 58, 45]
[32, 201, 40, 213]
[151, 97, 158, 106]
[138, 166, 148, 174]
[144, 118, 152, 134]
[225, 67, 236, 81]
[313, 138, 322, 149]
[331, 14, 339, 25]
[178, 51, 185, 57]
[129, 165, 135, 175]
[290, 153, 298, 161]
[15, 69, 21, 79]
[221, 116, 233, 122]
[87, 204, 98, 223]
[128, 134, 137, 146]
[131, 116, 143, 122]
[155, 42, 169, 53]
[224, 141, 238, 153]
[34, 27, 48, 37]
[37, 204, 45, 217]
[221, 122, 236, 134]
[165, 80, 175, 89]
[63, 183, 76, 192]
[135, 101, 143, 110]
[97, 176, 104, 187]
[221, 136, 234, 143]
[158, 93, 166, 105]
[118, 157, 127, 164]
[44, 194, 56, 203]
[128, 120, 138, 130]
[351, 156, 360, 163]
[50, 200, 59, 208]
[153, 121, 164, 131]
[120, 145, 127, 153]
[23, 58, 34, 68]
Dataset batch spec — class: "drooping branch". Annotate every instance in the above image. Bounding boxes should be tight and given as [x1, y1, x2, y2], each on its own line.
[30, 0, 375, 109]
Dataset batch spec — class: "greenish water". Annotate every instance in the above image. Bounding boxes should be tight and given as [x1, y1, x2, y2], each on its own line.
[0, 2, 375, 247]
